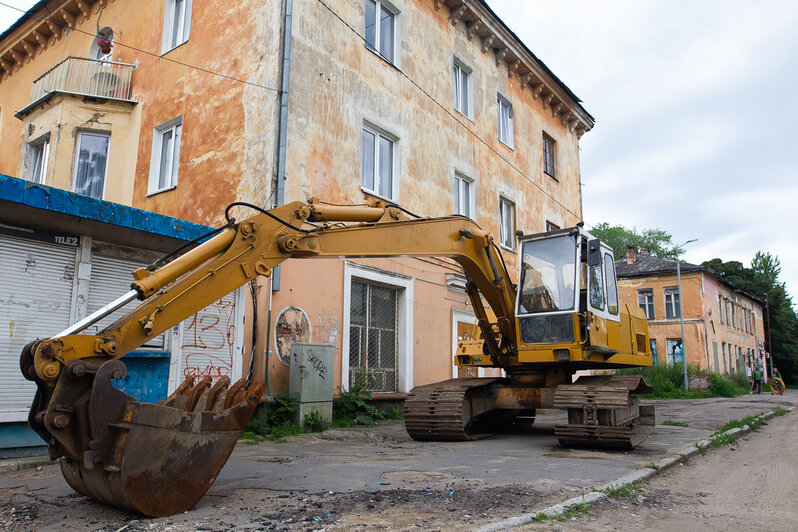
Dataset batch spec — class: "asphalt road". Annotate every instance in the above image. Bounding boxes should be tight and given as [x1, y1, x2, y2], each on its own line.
[0, 390, 795, 531]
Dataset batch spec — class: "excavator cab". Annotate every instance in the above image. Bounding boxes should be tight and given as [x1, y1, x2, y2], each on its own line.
[514, 226, 652, 367]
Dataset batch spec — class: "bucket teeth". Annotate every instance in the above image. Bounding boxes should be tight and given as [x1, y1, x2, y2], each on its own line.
[194, 376, 231, 413]
[49, 360, 265, 517]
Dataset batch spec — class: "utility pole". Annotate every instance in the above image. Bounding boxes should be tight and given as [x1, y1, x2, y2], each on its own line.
[676, 239, 698, 392]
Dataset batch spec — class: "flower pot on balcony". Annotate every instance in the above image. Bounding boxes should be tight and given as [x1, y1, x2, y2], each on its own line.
[100, 46, 112, 55]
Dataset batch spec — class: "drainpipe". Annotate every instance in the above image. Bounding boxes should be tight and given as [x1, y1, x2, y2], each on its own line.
[262, 0, 293, 391]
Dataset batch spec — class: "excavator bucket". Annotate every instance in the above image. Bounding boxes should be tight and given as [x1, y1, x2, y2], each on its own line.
[31, 356, 264, 517]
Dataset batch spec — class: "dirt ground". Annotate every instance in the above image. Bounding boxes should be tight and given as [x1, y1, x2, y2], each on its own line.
[519, 410, 798, 531]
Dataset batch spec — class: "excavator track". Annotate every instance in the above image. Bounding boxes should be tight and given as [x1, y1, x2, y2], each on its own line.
[404, 378, 503, 441]
[553, 375, 655, 450]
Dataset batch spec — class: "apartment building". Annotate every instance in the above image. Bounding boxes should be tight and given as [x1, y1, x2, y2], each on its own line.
[617, 249, 766, 376]
[0, 0, 593, 449]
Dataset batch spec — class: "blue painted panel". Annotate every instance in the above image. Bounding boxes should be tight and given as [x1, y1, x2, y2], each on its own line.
[112, 351, 171, 403]
[0, 422, 43, 448]
[0, 174, 211, 241]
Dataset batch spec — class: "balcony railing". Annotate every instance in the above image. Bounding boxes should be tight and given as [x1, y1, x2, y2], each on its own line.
[29, 56, 136, 104]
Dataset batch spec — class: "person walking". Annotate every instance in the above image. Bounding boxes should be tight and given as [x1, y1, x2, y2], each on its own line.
[752, 366, 763, 394]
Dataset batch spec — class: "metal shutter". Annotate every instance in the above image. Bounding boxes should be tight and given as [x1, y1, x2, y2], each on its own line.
[87, 254, 165, 349]
[171, 289, 244, 392]
[0, 235, 76, 422]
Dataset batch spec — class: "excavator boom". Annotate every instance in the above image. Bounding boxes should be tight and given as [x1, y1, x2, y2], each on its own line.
[21, 198, 518, 516]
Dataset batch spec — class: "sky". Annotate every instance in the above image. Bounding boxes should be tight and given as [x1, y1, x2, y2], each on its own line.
[1, 1, 797, 305]
[487, 0, 798, 307]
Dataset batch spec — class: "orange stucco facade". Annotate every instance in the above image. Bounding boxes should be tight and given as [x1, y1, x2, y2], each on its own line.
[617, 261, 765, 376]
[0, 0, 594, 397]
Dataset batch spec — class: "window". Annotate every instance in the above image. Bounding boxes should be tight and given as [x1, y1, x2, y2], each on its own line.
[73, 132, 110, 200]
[361, 124, 396, 200]
[637, 289, 654, 320]
[148, 117, 182, 194]
[365, 0, 396, 64]
[666, 338, 683, 365]
[650, 339, 658, 365]
[664, 286, 681, 319]
[499, 197, 515, 250]
[588, 259, 604, 311]
[349, 280, 399, 392]
[543, 132, 557, 179]
[25, 135, 49, 184]
[162, 0, 192, 53]
[604, 252, 618, 315]
[545, 221, 560, 232]
[453, 173, 472, 218]
[718, 295, 723, 324]
[452, 59, 472, 118]
[496, 94, 514, 148]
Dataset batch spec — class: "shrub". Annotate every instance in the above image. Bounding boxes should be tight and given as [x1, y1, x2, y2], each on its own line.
[333, 371, 389, 426]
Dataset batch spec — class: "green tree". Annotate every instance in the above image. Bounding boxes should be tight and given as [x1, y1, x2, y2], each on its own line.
[590, 223, 682, 260]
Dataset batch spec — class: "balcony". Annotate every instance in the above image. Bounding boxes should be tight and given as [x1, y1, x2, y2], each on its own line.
[16, 57, 136, 117]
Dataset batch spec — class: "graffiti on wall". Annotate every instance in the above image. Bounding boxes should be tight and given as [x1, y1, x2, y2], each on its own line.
[181, 297, 237, 381]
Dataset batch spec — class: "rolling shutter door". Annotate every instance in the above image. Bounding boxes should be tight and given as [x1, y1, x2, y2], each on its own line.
[87, 254, 165, 349]
[0, 235, 76, 422]
[171, 288, 244, 392]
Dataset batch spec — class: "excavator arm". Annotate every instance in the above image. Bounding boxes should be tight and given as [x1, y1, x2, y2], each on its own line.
[20, 198, 517, 516]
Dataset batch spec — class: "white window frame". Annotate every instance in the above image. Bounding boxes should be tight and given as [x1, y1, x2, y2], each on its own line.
[497, 93, 514, 148]
[148, 116, 183, 195]
[452, 57, 473, 119]
[498, 195, 516, 251]
[453, 172, 474, 219]
[25, 134, 50, 184]
[161, 0, 193, 54]
[364, 0, 400, 67]
[361, 122, 399, 201]
[664, 286, 681, 319]
[342, 261, 413, 393]
[637, 289, 655, 320]
[72, 131, 111, 200]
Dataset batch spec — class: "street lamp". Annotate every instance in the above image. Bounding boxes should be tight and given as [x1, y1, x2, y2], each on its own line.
[676, 238, 698, 391]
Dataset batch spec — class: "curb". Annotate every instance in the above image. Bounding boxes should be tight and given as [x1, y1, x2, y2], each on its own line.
[479, 407, 791, 531]
[0, 454, 53, 473]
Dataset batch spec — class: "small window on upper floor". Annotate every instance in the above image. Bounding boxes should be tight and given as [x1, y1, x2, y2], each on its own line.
[664, 286, 681, 319]
[25, 134, 50, 184]
[497, 94, 514, 148]
[545, 221, 560, 232]
[73, 131, 110, 200]
[454, 172, 473, 219]
[361, 123, 398, 200]
[452, 58, 472, 119]
[637, 289, 655, 320]
[148, 117, 182, 195]
[365, 0, 398, 65]
[543, 132, 557, 179]
[499, 196, 516, 251]
[162, 0, 192, 54]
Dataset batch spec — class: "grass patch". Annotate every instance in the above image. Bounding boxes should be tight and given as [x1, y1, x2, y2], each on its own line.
[661, 420, 688, 427]
[598, 484, 642, 500]
[558, 502, 595, 520]
[616, 365, 749, 399]
[697, 408, 790, 453]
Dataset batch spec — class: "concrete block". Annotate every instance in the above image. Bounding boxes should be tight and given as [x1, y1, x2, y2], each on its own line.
[595, 468, 656, 493]
[0, 460, 19, 473]
[653, 455, 682, 472]
[676, 445, 701, 458]
[16, 456, 51, 471]
[478, 491, 607, 532]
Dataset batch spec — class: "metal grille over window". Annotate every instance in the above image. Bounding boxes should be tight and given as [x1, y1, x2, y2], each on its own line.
[349, 281, 398, 392]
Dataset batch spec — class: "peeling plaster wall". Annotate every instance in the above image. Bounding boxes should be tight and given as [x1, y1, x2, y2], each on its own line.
[618, 271, 764, 372]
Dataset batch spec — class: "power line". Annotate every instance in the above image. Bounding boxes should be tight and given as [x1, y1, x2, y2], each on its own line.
[0, 1, 281, 93]
[315, 0, 588, 227]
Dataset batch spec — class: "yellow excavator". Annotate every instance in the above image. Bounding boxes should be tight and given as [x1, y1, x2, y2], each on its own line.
[20, 198, 653, 517]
